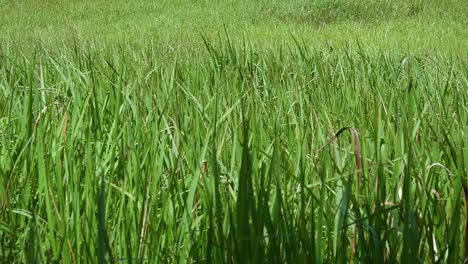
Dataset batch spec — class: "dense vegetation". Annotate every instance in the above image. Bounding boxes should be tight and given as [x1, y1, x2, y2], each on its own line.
[1, 0, 467, 262]
[1, 0, 468, 52]
[1, 39, 467, 263]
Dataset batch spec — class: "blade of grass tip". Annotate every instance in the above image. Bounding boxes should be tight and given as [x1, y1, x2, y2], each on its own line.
[315, 127, 362, 193]
[315, 126, 362, 261]
[200, 30, 219, 68]
[223, 25, 236, 65]
[290, 33, 307, 61]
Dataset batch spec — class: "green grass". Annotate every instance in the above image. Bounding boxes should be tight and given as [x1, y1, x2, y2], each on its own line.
[1, 0, 468, 53]
[1, 0, 468, 262]
[0, 39, 467, 262]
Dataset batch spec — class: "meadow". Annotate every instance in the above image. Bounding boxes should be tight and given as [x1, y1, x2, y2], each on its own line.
[1, 0, 468, 263]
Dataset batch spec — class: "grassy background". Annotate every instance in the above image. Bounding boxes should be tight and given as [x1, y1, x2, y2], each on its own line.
[1, 0, 468, 262]
[1, 0, 468, 53]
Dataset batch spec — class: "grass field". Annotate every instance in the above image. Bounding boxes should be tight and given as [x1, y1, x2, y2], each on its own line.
[1, 0, 468, 53]
[1, 0, 468, 263]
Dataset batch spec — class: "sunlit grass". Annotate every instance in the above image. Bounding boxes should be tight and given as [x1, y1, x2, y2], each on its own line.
[0, 38, 466, 262]
[1, 0, 468, 54]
